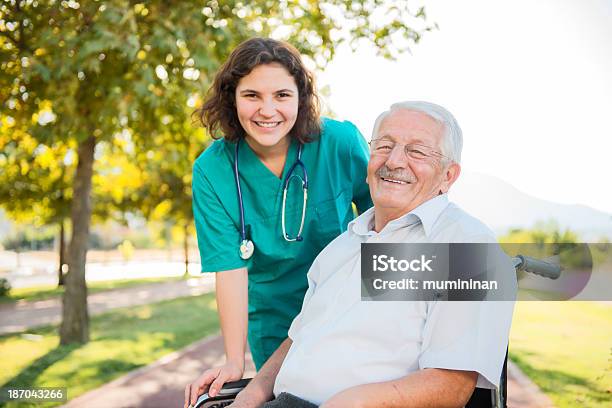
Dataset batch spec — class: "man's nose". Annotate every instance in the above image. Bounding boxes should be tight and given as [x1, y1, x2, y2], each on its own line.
[258, 98, 277, 117]
[385, 144, 407, 169]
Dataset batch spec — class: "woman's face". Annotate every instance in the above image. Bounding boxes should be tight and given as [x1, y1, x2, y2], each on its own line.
[235, 63, 299, 152]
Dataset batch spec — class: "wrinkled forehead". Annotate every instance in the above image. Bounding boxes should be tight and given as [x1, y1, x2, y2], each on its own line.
[377, 109, 445, 146]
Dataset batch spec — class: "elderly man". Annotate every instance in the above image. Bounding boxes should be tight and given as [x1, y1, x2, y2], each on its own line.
[230, 101, 515, 408]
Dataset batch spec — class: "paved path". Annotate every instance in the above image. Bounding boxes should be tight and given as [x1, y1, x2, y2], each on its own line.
[65, 333, 554, 408]
[63, 334, 257, 408]
[0, 277, 215, 335]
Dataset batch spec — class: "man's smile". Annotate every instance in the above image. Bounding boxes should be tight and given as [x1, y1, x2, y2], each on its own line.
[381, 177, 411, 185]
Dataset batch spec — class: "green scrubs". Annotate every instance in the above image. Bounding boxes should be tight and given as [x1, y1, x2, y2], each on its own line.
[192, 118, 372, 369]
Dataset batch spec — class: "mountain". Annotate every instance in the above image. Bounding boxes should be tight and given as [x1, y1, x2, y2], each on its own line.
[449, 172, 612, 240]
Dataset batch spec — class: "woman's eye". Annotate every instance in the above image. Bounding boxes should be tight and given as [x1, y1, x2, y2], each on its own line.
[277, 92, 291, 98]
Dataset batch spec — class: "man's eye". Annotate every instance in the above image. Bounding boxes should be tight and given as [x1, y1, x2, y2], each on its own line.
[376, 144, 394, 151]
[408, 149, 427, 157]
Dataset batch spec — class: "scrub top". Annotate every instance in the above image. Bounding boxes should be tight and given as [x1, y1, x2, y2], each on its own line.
[192, 117, 373, 369]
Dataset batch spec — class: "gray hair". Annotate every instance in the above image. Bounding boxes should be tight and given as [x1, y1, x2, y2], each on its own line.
[371, 101, 463, 163]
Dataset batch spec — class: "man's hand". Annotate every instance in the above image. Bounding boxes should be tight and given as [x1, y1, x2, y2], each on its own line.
[229, 338, 294, 408]
[228, 388, 268, 408]
[184, 360, 244, 408]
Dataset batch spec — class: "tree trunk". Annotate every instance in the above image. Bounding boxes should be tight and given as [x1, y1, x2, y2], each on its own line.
[183, 221, 189, 277]
[57, 220, 65, 287]
[60, 136, 95, 345]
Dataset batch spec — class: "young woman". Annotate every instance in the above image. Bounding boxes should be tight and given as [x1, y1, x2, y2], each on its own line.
[185, 37, 372, 406]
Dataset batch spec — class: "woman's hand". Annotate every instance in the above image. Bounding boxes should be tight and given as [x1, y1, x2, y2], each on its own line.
[184, 360, 244, 408]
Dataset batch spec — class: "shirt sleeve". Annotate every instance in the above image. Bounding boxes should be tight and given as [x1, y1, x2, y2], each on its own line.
[192, 162, 248, 272]
[347, 122, 373, 213]
[418, 299, 515, 389]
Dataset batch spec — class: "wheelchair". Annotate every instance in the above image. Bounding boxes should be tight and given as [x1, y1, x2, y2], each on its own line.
[191, 361, 506, 408]
[192, 255, 561, 408]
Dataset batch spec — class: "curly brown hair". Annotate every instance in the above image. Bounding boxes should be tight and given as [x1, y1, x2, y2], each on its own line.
[195, 37, 321, 144]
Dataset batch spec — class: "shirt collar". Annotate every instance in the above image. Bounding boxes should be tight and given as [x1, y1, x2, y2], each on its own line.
[408, 193, 449, 236]
[348, 207, 377, 237]
[348, 194, 450, 237]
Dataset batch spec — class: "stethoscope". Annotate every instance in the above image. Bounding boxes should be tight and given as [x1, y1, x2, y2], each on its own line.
[234, 140, 308, 260]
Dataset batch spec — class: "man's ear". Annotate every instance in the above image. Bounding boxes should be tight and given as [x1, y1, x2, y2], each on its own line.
[439, 162, 461, 194]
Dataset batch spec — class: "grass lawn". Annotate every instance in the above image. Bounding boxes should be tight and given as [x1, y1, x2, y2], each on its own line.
[509, 302, 612, 407]
[0, 276, 186, 304]
[0, 293, 219, 407]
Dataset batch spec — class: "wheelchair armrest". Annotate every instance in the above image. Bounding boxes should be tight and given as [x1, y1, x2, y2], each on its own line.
[192, 378, 252, 408]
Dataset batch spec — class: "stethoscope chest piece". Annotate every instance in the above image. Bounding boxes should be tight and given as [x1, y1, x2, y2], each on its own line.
[239, 239, 255, 260]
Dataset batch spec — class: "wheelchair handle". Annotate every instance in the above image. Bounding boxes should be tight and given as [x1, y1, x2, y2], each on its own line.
[220, 378, 251, 391]
[513, 255, 562, 279]
[191, 378, 252, 408]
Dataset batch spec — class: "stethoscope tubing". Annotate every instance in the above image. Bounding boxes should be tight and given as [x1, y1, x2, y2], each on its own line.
[234, 141, 248, 242]
[233, 139, 308, 258]
[283, 146, 308, 190]
[281, 145, 307, 241]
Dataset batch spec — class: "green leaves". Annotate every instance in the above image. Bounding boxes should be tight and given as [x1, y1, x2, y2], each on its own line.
[1, 0, 434, 229]
[1, 0, 435, 343]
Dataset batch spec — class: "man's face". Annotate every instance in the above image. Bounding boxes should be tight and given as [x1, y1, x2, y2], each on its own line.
[367, 109, 460, 215]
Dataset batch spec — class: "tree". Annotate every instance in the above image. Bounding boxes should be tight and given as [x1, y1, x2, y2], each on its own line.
[0, 119, 72, 285]
[0, 116, 145, 286]
[132, 135, 197, 275]
[131, 118, 207, 276]
[1, 0, 433, 345]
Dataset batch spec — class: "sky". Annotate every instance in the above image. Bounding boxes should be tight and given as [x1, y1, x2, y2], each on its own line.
[316, 0, 612, 213]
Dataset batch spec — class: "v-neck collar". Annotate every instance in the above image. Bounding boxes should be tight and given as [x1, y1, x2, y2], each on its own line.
[239, 137, 298, 187]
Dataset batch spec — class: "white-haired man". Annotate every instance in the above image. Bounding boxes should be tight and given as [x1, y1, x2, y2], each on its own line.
[229, 102, 515, 407]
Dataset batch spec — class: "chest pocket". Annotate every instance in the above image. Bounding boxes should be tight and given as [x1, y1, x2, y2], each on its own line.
[314, 189, 350, 248]
[248, 214, 294, 284]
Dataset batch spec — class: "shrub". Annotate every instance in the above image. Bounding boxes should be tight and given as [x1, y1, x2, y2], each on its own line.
[0, 278, 11, 297]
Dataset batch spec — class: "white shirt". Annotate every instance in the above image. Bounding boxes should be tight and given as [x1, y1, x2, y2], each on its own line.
[273, 195, 516, 405]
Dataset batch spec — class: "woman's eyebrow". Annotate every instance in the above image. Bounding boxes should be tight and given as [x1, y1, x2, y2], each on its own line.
[238, 89, 295, 94]
[239, 89, 259, 94]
